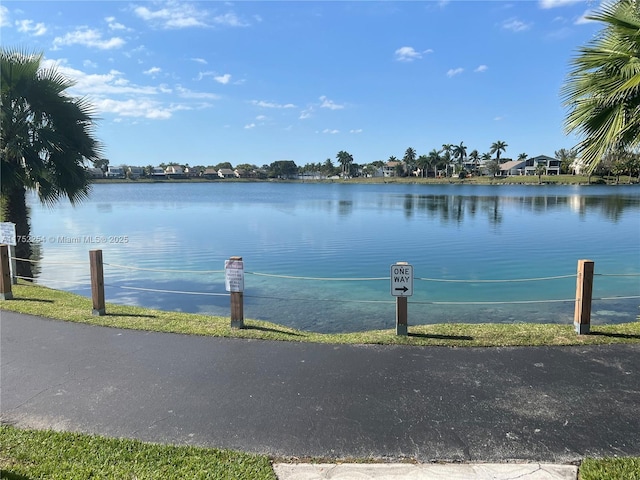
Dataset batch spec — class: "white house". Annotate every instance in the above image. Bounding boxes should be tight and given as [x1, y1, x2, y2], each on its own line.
[524, 155, 561, 176]
[106, 166, 125, 178]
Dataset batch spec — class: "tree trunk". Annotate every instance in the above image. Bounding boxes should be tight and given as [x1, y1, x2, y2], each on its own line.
[2, 187, 33, 279]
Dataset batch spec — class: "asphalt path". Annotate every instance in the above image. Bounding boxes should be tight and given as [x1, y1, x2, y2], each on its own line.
[1, 311, 639, 463]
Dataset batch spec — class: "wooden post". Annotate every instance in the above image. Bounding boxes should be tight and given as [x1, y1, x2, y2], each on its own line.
[9, 245, 17, 284]
[226, 256, 244, 329]
[89, 249, 106, 316]
[0, 244, 13, 300]
[231, 291, 244, 329]
[396, 296, 408, 336]
[574, 259, 594, 335]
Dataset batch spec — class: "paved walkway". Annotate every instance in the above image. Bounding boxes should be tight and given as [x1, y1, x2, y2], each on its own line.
[1, 311, 639, 478]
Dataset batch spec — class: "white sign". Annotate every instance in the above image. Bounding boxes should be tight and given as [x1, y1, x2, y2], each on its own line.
[0, 222, 16, 246]
[225, 259, 245, 292]
[390, 262, 413, 297]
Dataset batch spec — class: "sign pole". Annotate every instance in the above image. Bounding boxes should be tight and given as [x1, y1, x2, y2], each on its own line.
[396, 296, 408, 336]
[225, 256, 245, 329]
[390, 261, 413, 336]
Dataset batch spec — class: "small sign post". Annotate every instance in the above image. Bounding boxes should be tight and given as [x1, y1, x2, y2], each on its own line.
[225, 256, 245, 328]
[0, 223, 17, 284]
[391, 262, 414, 336]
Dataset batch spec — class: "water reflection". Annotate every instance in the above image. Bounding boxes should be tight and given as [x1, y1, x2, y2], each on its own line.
[343, 193, 638, 224]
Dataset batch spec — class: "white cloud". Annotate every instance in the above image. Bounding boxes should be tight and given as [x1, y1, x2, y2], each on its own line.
[214, 73, 231, 84]
[394, 46, 433, 62]
[575, 9, 596, 24]
[95, 98, 174, 119]
[175, 85, 220, 100]
[213, 12, 249, 27]
[319, 95, 344, 110]
[105, 16, 128, 31]
[299, 106, 314, 119]
[16, 19, 47, 36]
[539, 0, 583, 8]
[251, 100, 296, 109]
[494, 115, 505, 121]
[447, 67, 464, 77]
[474, 65, 488, 73]
[256, 115, 267, 121]
[83, 59, 98, 69]
[192, 58, 208, 65]
[53, 28, 125, 50]
[244, 123, 256, 129]
[502, 18, 532, 32]
[350, 129, 363, 134]
[0, 6, 10, 27]
[134, 2, 248, 29]
[144, 66, 162, 76]
[322, 129, 339, 134]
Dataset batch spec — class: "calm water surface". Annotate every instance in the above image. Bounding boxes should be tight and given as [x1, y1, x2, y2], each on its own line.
[28, 182, 640, 333]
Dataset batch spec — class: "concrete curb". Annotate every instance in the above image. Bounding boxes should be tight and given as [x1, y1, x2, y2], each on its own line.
[272, 463, 578, 479]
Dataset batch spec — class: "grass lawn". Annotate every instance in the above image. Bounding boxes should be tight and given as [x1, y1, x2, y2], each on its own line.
[0, 425, 276, 480]
[1, 426, 639, 480]
[1, 282, 639, 347]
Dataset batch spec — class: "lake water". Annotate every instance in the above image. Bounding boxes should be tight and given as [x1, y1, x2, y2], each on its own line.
[26, 182, 640, 333]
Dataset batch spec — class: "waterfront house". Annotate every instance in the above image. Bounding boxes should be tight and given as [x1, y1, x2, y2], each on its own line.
[203, 168, 218, 179]
[382, 161, 401, 177]
[87, 167, 105, 178]
[218, 168, 235, 179]
[165, 165, 186, 178]
[128, 166, 144, 179]
[106, 166, 125, 178]
[524, 155, 561, 176]
[499, 160, 527, 176]
[152, 167, 166, 178]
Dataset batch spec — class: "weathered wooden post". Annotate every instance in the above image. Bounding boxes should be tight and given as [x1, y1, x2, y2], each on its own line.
[225, 256, 245, 329]
[574, 259, 594, 334]
[0, 244, 13, 300]
[396, 296, 408, 336]
[391, 262, 413, 336]
[89, 249, 106, 316]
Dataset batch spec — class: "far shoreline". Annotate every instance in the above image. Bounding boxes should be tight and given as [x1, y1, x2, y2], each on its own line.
[91, 174, 639, 187]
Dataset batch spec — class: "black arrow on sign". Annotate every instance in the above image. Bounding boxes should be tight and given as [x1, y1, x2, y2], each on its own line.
[395, 286, 409, 293]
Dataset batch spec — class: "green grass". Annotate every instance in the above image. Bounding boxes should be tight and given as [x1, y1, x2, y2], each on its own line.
[1, 282, 639, 347]
[0, 425, 275, 480]
[2, 426, 639, 480]
[579, 457, 640, 480]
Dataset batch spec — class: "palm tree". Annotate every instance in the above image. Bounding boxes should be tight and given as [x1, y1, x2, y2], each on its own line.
[535, 162, 547, 184]
[403, 147, 417, 176]
[490, 141, 508, 163]
[441, 144, 453, 177]
[468, 149, 480, 175]
[1, 49, 101, 277]
[562, 0, 640, 174]
[427, 149, 441, 178]
[518, 153, 528, 161]
[452, 141, 467, 172]
[416, 154, 429, 178]
[336, 150, 353, 177]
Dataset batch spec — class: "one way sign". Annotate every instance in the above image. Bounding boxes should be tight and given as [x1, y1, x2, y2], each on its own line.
[390, 262, 413, 297]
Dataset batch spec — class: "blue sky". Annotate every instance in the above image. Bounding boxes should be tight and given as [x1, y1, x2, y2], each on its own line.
[1, 1, 604, 168]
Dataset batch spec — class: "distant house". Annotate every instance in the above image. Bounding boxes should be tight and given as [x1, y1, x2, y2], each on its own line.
[87, 167, 104, 178]
[165, 165, 186, 178]
[218, 168, 235, 179]
[525, 155, 561, 176]
[152, 167, 166, 178]
[106, 166, 125, 178]
[382, 161, 401, 177]
[128, 166, 144, 179]
[185, 166, 202, 177]
[202, 168, 218, 179]
[499, 160, 527, 176]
